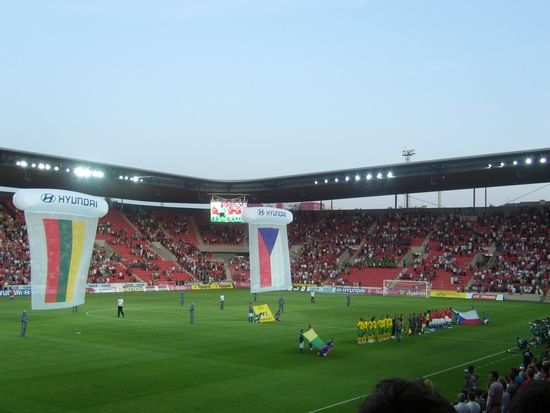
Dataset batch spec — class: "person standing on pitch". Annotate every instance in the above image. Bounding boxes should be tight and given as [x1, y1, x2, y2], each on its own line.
[117, 296, 125, 318]
[347, 292, 351, 307]
[248, 302, 254, 322]
[299, 329, 305, 354]
[20, 310, 28, 337]
[189, 302, 195, 324]
[310, 290, 315, 303]
[179, 292, 185, 306]
[394, 317, 403, 342]
[253, 292, 257, 303]
[219, 294, 225, 310]
[278, 296, 285, 313]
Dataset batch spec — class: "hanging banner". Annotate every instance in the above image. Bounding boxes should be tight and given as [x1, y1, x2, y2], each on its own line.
[242, 207, 293, 293]
[13, 189, 108, 310]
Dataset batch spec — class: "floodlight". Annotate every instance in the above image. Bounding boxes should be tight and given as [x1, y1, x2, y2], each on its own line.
[74, 167, 92, 178]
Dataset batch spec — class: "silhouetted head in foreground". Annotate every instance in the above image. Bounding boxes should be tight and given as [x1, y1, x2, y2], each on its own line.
[510, 380, 550, 413]
[358, 378, 454, 413]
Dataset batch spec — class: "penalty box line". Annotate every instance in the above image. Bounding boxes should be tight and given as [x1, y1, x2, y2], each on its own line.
[307, 346, 514, 413]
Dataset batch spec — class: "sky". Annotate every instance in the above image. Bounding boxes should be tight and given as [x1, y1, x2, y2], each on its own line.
[1, 0, 549, 209]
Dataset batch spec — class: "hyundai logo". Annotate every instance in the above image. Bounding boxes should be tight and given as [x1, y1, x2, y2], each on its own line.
[258, 209, 264, 216]
[41, 193, 56, 203]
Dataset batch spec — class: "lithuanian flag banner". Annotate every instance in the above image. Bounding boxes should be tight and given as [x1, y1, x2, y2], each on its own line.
[303, 328, 324, 349]
[43, 218, 87, 303]
[25, 214, 101, 309]
[252, 304, 275, 322]
[13, 189, 108, 310]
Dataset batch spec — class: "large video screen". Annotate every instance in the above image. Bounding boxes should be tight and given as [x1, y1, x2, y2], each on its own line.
[210, 201, 247, 223]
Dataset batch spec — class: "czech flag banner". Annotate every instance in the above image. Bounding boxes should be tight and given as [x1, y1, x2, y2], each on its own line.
[452, 308, 482, 325]
[242, 207, 293, 293]
[14, 189, 108, 310]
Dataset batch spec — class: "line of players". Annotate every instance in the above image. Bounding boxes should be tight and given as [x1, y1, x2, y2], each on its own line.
[356, 307, 455, 344]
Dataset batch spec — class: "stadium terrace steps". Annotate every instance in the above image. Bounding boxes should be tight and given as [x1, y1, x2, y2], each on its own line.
[151, 209, 200, 245]
[431, 269, 473, 290]
[97, 209, 192, 283]
[98, 209, 138, 240]
[149, 241, 177, 261]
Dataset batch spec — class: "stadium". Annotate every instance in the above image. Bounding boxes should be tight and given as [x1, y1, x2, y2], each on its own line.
[1, 145, 550, 412]
[2, 2, 550, 412]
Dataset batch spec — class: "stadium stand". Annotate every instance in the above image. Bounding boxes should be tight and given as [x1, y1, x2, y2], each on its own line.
[0, 198, 30, 287]
[1, 197, 549, 298]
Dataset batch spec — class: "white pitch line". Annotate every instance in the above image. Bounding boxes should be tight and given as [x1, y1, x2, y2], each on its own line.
[422, 347, 515, 378]
[308, 395, 367, 413]
[307, 347, 515, 413]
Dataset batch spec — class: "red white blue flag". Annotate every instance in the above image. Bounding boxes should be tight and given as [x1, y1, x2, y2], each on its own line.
[452, 309, 482, 325]
[243, 207, 293, 293]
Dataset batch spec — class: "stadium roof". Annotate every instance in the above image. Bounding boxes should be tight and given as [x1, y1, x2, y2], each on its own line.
[1, 147, 549, 204]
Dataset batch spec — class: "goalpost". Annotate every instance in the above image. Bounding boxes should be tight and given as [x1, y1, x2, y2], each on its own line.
[382, 279, 432, 298]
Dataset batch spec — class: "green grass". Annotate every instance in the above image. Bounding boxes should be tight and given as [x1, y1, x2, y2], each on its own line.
[0, 290, 545, 413]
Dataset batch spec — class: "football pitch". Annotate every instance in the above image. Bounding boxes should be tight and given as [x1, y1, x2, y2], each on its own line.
[0, 290, 544, 413]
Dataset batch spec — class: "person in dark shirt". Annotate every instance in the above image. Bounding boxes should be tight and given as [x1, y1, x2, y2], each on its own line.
[516, 337, 527, 351]
[522, 348, 534, 369]
[318, 338, 334, 357]
[189, 303, 195, 324]
[20, 310, 28, 337]
[248, 303, 254, 322]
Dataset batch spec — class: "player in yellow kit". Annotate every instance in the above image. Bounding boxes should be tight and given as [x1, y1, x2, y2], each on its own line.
[356, 317, 365, 344]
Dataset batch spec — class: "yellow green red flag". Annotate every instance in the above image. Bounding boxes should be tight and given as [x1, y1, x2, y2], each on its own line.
[303, 328, 324, 349]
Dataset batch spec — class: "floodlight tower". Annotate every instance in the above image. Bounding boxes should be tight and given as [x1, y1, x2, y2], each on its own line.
[402, 148, 415, 208]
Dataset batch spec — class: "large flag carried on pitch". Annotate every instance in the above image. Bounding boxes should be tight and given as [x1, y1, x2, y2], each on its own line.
[452, 308, 482, 325]
[303, 328, 324, 349]
[13, 189, 108, 310]
[252, 304, 276, 323]
[242, 207, 293, 293]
